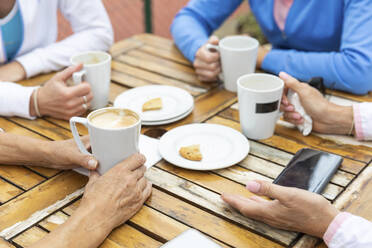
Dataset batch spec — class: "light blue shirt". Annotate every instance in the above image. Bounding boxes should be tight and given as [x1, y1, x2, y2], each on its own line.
[171, 0, 372, 95]
[0, 1, 23, 62]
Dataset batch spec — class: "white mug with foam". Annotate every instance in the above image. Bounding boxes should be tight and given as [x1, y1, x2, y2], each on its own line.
[237, 73, 284, 140]
[206, 36, 259, 92]
[70, 107, 141, 175]
[70, 51, 111, 110]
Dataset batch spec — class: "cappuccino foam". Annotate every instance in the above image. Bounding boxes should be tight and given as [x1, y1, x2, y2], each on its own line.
[90, 110, 138, 129]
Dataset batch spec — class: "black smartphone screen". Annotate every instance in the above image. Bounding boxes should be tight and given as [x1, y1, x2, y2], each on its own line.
[273, 148, 343, 194]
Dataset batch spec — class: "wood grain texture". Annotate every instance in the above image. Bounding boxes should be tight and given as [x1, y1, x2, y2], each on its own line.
[0, 171, 87, 231]
[109, 38, 144, 57]
[11, 226, 47, 247]
[0, 179, 23, 204]
[0, 238, 15, 248]
[0, 166, 45, 191]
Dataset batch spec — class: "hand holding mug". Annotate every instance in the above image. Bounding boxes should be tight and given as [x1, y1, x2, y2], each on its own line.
[222, 180, 339, 238]
[30, 64, 93, 120]
[194, 36, 221, 82]
[279, 72, 353, 135]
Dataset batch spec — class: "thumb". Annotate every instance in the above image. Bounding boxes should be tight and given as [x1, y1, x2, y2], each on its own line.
[279, 71, 304, 94]
[208, 35, 219, 45]
[54, 64, 83, 82]
[246, 180, 289, 201]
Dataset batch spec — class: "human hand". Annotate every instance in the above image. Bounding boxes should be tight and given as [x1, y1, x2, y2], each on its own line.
[256, 46, 269, 69]
[30, 64, 93, 120]
[222, 180, 339, 238]
[45, 136, 97, 170]
[0, 61, 26, 81]
[194, 36, 221, 82]
[279, 72, 354, 135]
[79, 153, 152, 232]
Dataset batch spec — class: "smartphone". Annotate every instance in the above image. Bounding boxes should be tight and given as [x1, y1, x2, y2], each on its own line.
[273, 148, 343, 194]
[161, 229, 221, 248]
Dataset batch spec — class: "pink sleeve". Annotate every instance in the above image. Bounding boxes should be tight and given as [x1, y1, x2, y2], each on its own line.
[353, 103, 372, 141]
[324, 212, 372, 248]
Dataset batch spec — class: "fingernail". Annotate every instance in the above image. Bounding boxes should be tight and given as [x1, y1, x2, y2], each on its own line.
[293, 113, 302, 120]
[246, 181, 261, 193]
[88, 159, 97, 169]
[279, 72, 289, 80]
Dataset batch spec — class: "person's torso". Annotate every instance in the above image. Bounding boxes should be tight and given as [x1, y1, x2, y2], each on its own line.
[249, 0, 344, 52]
[0, 0, 59, 64]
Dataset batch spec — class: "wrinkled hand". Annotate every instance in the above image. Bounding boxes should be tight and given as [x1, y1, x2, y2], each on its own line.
[194, 36, 221, 82]
[222, 180, 339, 238]
[279, 72, 353, 135]
[46, 136, 97, 170]
[79, 153, 152, 232]
[32, 64, 93, 120]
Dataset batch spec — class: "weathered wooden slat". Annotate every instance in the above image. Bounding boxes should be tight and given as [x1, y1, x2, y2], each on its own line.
[219, 108, 372, 163]
[326, 89, 372, 103]
[11, 226, 47, 247]
[139, 45, 191, 66]
[0, 238, 15, 248]
[109, 38, 144, 57]
[0, 171, 87, 232]
[146, 166, 297, 245]
[38, 212, 69, 231]
[0, 166, 45, 191]
[208, 115, 366, 175]
[133, 33, 177, 51]
[109, 82, 128, 103]
[116, 55, 202, 86]
[112, 60, 207, 95]
[0, 178, 23, 204]
[127, 49, 195, 74]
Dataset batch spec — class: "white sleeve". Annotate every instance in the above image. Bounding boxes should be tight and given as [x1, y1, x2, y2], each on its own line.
[16, 0, 113, 78]
[0, 82, 37, 119]
[325, 213, 372, 248]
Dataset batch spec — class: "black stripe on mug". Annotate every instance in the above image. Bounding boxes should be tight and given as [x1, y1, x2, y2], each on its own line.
[255, 101, 279, 114]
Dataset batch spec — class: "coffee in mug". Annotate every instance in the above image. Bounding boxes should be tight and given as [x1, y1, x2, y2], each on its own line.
[70, 107, 141, 175]
[237, 73, 284, 140]
[70, 51, 112, 110]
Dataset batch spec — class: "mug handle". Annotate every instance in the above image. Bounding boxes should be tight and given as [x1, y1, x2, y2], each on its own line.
[72, 70, 86, 85]
[70, 117, 91, 155]
[206, 43, 220, 53]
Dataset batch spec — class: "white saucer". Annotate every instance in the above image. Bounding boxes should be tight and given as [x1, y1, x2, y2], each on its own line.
[142, 106, 193, 126]
[114, 85, 194, 122]
[159, 124, 249, 170]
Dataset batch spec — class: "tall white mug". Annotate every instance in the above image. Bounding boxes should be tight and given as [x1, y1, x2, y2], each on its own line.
[70, 107, 141, 175]
[206, 36, 259, 92]
[70, 51, 112, 110]
[237, 73, 284, 140]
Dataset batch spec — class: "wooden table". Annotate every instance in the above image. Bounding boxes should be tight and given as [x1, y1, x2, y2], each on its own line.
[1, 34, 372, 248]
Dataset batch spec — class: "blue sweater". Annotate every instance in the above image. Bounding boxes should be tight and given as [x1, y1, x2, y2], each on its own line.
[171, 0, 372, 95]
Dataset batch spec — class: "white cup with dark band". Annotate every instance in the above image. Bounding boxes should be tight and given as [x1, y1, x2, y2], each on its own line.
[237, 73, 284, 140]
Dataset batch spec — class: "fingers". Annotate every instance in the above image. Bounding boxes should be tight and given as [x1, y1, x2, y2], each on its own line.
[68, 81, 92, 97]
[283, 112, 304, 124]
[194, 60, 220, 71]
[221, 194, 264, 218]
[133, 165, 147, 181]
[118, 153, 146, 172]
[141, 181, 152, 203]
[279, 71, 304, 94]
[208, 35, 219, 45]
[137, 176, 148, 192]
[78, 154, 98, 170]
[199, 46, 220, 63]
[246, 180, 291, 202]
[195, 68, 221, 82]
[55, 64, 83, 81]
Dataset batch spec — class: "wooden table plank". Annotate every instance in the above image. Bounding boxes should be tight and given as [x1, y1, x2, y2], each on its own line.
[0, 238, 15, 248]
[11, 226, 47, 248]
[208, 115, 366, 175]
[0, 179, 23, 204]
[109, 38, 144, 58]
[111, 61, 207, 96]
[0, 171, 87, 232]
[139, 45, 191, 66]
[0, 166, 45, 191]
[219, 108, 372, 163]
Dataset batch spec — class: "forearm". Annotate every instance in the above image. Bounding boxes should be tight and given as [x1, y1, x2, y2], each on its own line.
[0, 61, 26, 82]
[262, 49, 372, 95]
[0, 133, 54, 166]
[326, 104, 354, 135]
[28, 206, 111, 248]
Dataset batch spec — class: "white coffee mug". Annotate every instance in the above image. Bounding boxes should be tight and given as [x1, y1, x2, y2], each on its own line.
[206, 36, 259, 92]
[70, 107, 141, 175]
[237, 73, 284, 140]
[70, 51, 112, 110]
